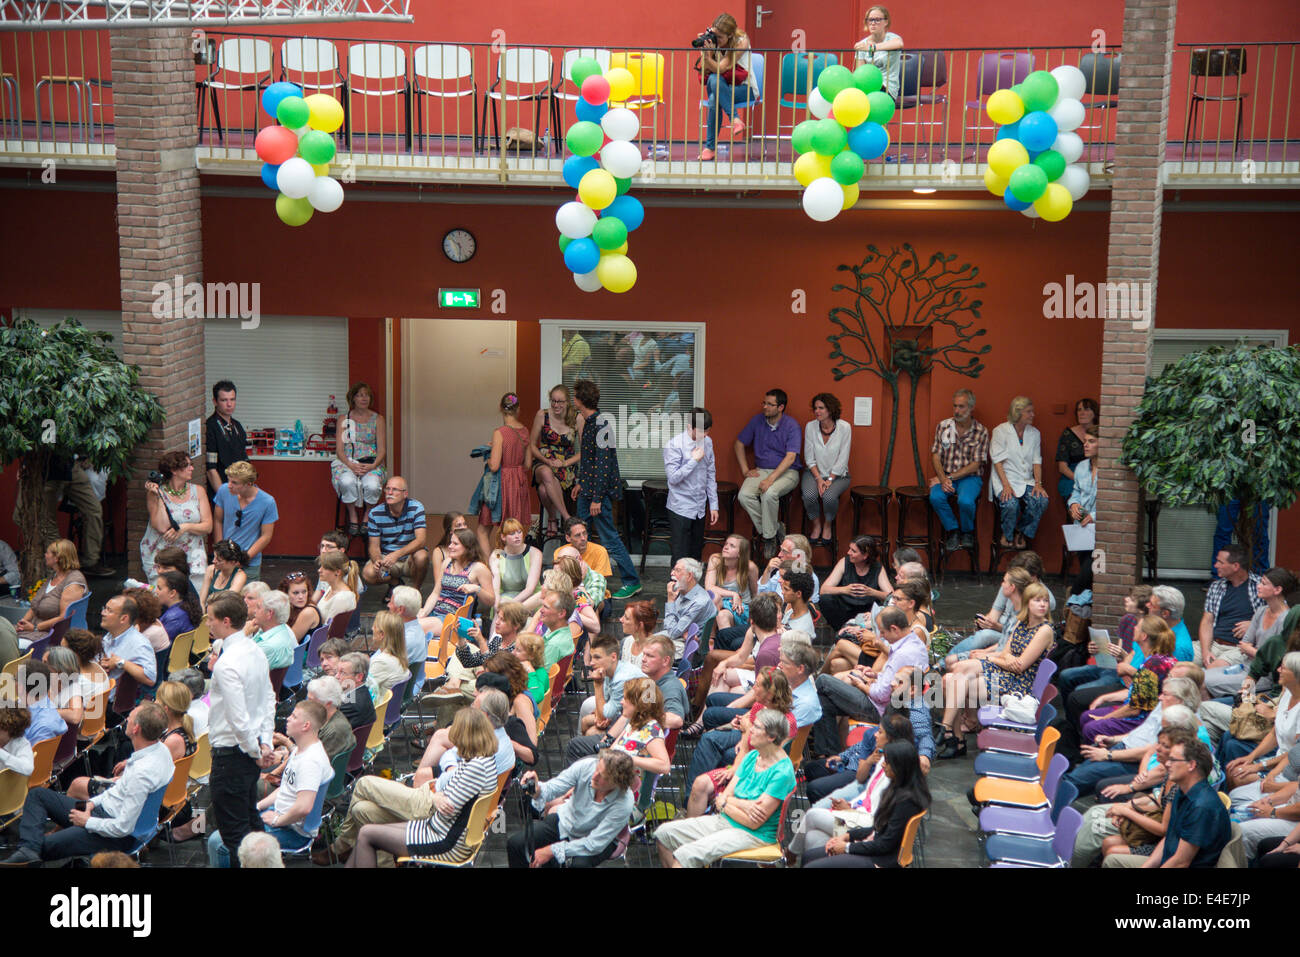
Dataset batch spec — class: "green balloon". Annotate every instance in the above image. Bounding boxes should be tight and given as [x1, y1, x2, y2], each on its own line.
[559, 235, 572, 252]
[791, 119, 818, 155]
[852, 63, 883, 94]
[830, 149, 865, 185]
[565, 120, 603, 157]
[615, 176, 632, 195]
[1008, 164, 1048, 202]
[816, 64, 853, 102]
[592, 216, 628, 250]
[1019, 70, 1059, 112]
[276, 96, 310, 130]
[810, 118, 848, 157]
[571, 57, 602, 88]
[1032, 149, 1066, 182]
[866, 90, 895, 124]
[298, 129, 336, 164]
[1010, 83, 1025, 99]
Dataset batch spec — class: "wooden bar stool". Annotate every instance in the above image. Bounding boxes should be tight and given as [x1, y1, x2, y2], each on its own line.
[749, 487, 796, 562]
[934, 489, 982, 584]
[639, 478, 672, 572]
[987, 495, 1029, 575]
[892, 485, 936, 572]
[849, 485, 892, 549]
[1142, 497, 1161, 581]
[703, 481, 740, 555]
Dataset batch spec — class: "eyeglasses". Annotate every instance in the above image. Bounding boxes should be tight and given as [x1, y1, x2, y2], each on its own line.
[234, 509, 243, 528]
[867, 16, 886, 22]
[1166, 755, 1193, 764]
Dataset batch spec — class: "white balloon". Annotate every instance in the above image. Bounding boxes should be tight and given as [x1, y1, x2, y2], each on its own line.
[1048, 97, 1085, 133]
[808, 88, 831, 120]
[294, 124, 311, 138]
[307, 175, 344, 213]
[1052, 130, 1084, 164]
[276, 157, 315, 199]
[555, 201, 597, 239]
[599, 139, 643, 178]
[1020, 205, 1040, 219]
[802, 177, 843, 222]
[601, 107, 640, 142]
[1050, 65, 1087, 102]
[573, 269, 603, 292]
[1059, 164, 1091, 201]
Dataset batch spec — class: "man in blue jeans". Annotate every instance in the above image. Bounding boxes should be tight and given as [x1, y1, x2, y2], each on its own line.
[572, 379, 641, 600]
[927, 389, 989, 553]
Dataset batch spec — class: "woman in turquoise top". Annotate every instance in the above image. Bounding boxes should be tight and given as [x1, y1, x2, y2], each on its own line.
[490, 518, 542, 610]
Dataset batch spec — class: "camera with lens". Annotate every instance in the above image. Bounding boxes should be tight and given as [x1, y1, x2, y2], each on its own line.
[692, 28, 720, 48]
[522, 776, 538, 797]
[148, 470, 166, 485]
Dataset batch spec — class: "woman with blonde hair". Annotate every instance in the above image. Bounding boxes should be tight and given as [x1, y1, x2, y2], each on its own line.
[331, 381, 387, 535]
[989, 395, 1048, 550]
[155, 680, 198, 761]
[315, 550, 359, 624]
[368, 610, 409, 697]
[476, 392, 533, 559]
[15, 539, 86, 634]
[515, 633, 550, 707]
[490, 517, 542, 608]
[706, 534, 759, 632]
[853, 5, 905, 103]
[529, 383, 579, 538]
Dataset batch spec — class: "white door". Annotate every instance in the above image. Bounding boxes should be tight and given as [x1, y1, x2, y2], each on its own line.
[402, 318, 516, 517]
[1150, 329, 1285, 578]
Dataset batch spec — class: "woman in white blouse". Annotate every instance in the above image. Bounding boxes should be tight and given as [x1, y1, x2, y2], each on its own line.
[989, 395, 1049, 549]
[802, 393, 852, 548]
[368, 611, 410, 698]
[316, 551, 360, 626]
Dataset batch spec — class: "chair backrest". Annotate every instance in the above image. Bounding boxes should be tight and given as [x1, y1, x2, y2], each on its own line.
[167, 629, 196, 676]
[497, 47, 553, 87]
[787, 724, 812, 771]
[2, 649, 31, 679]
[662, 727, 680, 762]
[0, 768, 27, 817]
[383, 678, 408, 726]
[347, 605, 362, 635]
[748, 52, 766, 101]
[325, 612, 351, 642]
[217, 37, 274, 77]
[282, 37, 340, 76]
[189, 733, 211, 781]
[1190, 47, 1247, 80]
[66, 593, 91, 631]
[190, 617, 211, 656]
[769, 787, 798, 851]
[461, 790, 497, 855]
[1035, 703, 1057, 739]
[162, 752, 196, 812]
[111, 672, 140, 716]
[283, 637, 310, 690]
[977, 52, 1035, 95]
[538, 664, 560, 730]
[28, 735, 60, 788]
[1040, 752, 1070, 809]
[1035, 726, 1061, 778]
[269, 666, 288, 694]
[1216, 822, 1245, 868]
[304, 623, 330, 669]
[779, 51, 836, 102]
[1050, 778, 1079, 824]
[549, 653, 573, 709]
[324, 746, 352, 800]
[900, 50, 948, 98]
[1052, 806, 1085, 864]
[26, 633, 53, 663]
[562, 48, 612, 85]
[349, 42, 408, 82]
[897, 808, 928, 867]
[1079, 51, 1120, 96]
[128, 783, 169, 849]
[79, 687, 111, 741]
[413, 44, 474, 83]
[366, 692, 392, 750]
[1038, 683, 1059, 714]
[485, 768, 511, 820]
[52, 722, 80, 767]
[1029, 658, 1057, 702]
[348, 722, 373, 774]
[299, 763, 336, 837]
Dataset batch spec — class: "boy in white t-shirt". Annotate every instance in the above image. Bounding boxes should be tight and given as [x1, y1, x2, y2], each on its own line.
[206, 700, 333, 867]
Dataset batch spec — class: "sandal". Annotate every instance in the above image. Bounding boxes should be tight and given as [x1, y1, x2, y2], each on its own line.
[680, 717, 707, 740]
[936, 726, 967, 760]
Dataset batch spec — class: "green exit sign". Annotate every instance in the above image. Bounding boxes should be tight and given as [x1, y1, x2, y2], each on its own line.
[438, 288, 480, 309]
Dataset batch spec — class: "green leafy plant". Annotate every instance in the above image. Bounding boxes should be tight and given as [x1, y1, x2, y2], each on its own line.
[0, 318, 164, 586]
[1121, 343, 1300, 565]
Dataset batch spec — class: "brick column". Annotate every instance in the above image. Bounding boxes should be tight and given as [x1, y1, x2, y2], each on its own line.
[111, 29, 204, 576]
[1093, 0, 1178, 629]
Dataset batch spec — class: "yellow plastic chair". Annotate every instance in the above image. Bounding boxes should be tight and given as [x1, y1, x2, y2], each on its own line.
[609, 52, 665, 111]
[397, 789, 495, 868]
[190, 618, 211, 657]
[365, 690, 393, 751]
[2, 649, 31, 680]
[28, 735, 60, 789]
[188, 733, 211, 791]
[167, 628, 197, 676]
[0, 768, 27, 825]
[77, 686, 112, 750]
[424, 614, 459, 681]
[717, 788, 797, 867]
[537, 663, 560, 734]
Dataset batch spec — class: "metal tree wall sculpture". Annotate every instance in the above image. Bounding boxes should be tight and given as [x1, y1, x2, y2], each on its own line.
[827, 244, 990, 485]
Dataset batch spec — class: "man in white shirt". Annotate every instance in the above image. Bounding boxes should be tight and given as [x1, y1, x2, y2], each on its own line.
[2, 702, 174, 865]
[99, 594, 157, 689]
[989, 395, 1048, 549]
[206, 591, 277, 869]
[663, 408, 719, 568]
[389, 586, 428, 695]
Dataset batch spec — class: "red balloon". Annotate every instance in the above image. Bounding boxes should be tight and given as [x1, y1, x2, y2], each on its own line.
[255, 125, 298, 165]
[828, 106, 836, 121]
[581, 74, 610, 105]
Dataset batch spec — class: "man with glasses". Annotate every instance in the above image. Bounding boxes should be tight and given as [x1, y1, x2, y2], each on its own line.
[361, 476, 429, 590]
[212, 460, 277, 581]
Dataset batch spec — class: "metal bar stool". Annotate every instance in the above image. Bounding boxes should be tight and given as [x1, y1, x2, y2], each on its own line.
[702, 480, 740, 556]
[639, 478, 672, 572]
[892, 485, 936, 572]
[849, 485, 892, 550]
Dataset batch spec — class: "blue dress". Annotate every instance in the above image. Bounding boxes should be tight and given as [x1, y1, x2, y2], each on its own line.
[981, 620, 1047, 699]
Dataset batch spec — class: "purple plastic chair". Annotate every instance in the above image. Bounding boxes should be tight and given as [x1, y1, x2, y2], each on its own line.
[978, 703, 1056, 755]
[978, 659, 1057, 727]
[985, 806, 1083, 867]
[980, 768, 1076, 839]
[966, 52, 1035, 113]
[304, 623, 330, 669]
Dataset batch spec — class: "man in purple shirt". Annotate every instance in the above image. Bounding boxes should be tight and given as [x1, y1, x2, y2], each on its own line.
[734, 388, 801, 558]
[663, 407, 719, 567]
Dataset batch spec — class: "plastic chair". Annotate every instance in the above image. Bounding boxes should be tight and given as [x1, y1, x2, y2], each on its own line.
[973, 726, 1060, 782]
[281, 38, 348, 145]
[190, 618, 211, 658]
[65, 593, 91, 630]
[365, 690, 393, 751]
[397, 789, 495, 868]
[1184, 47, 1248, 156]
[280, 768, 335, 860]
[716, 787, 797, 866]
[110, 671, 141, 717]
[28, 735, 60, 789]
[897, 809, 928, 867]
[980, 776, 1077, 839]
[608, 51, 665, 113]
[0, 767, 27, 826]
[325, 611, 351, 643]
[482, 47, 556, 155]
[986, 806, 1083, 867]
[977, 703, 1057, 755]
[412, 44, 477, 151]
[779, 51, 836, 110]
[269, 666, 288, 694]
[283, 637, 310, 691]
[699, 53, 765, 144]
[2, 649, 31, 679]
[188, 733, 211, 789]
[122, 782, 170, 859]
[974, 752, 1069, 810]
[50, 723, 81, 780]
[167, 628, 196, 676]
[304, 623, 330, 669]
[77, 686, 111, 751]
[197, 37, 275, 144]
[346, 722, 373, 778]
[977, 659, 1057, 727]
[555, 48, 612, 106]
[1079, 51, 1120, 129]
[347, 42, 412, 152]
[158, 752, 196, 863]
[965, 52, 1035, 135]
[895, 51, 948, 161]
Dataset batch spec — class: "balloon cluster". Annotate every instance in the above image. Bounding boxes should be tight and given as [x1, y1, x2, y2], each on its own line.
[554, 57, 645, 293]
[255, 82, 347, 227]
[982, 66, 1091, 222]
[789, 63, 894, 222]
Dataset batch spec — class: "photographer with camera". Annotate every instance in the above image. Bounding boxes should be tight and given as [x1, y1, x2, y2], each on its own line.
[506, 750, 636, 868]
[694, 13, 756, 161]
[141, 451, 213, 594]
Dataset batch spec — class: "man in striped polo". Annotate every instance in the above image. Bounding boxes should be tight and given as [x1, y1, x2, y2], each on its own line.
[362, 476, 430, 590]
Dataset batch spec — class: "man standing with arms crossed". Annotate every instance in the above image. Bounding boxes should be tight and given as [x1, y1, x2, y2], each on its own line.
[663, 407, 719, 568]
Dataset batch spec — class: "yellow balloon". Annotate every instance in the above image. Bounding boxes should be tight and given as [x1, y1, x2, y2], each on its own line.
[605, 241, 629, 255]
[987, 138, 1030, 180]
[305, 93, 345, 134]
[986, 88, 1025, 126]
[1033, 182, 1073, 221]
[311, 162, 330, 176]
[841, 181, 859, 210]
[606, 67, 635, 103]
[832, 88, 869, 128]
[596, 253, 637, 293]
[793, 151, 833, 187]
[983, 166, 1008, 197]
[578, 168, 617, 210]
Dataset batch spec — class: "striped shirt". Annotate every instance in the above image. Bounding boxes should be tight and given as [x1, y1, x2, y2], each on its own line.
[367, 498, 427, 555]
[405, 754, 498, 859]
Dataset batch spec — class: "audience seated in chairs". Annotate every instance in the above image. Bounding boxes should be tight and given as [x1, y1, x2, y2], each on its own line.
[361, 475, 429, 591]
[367, 610, 409, 698]
[694, 592, 782, 713]
[943, 553, 1053, 669]
[575, 633, 645, 738]
[14, 538, 86, 635]
[705, 534, 759, 635]
[200, 540, 248, 610]
[490, 518, 543, 610]
[566, 677, 670, 784]
[477, 659, 539, 768]
[98, 594, 157, 692]
[661, 558, 714, 661]
[818, 535, 893, 631]
[989, 395, 1049, 550]
[617, 600, 659, 672]
[419, 528, 494, 621]
[0, 707, 34, 777]
[507, 749, 637, 868]
[280, 571, 322, 643]
[250, 590, 298, 671]
[315, 551, 360, 626]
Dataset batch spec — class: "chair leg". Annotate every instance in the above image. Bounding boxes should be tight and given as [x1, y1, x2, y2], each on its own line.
[210, 86, 224, 145]
[403, 88, 412, 153]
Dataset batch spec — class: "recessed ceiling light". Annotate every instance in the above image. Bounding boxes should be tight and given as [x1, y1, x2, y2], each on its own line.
[913, 187, 937, 194]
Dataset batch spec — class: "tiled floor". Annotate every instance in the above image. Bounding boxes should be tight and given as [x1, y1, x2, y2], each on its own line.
[1, 544, 1208, 869]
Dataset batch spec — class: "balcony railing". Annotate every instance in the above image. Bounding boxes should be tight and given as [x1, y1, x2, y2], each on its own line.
[2, 31, 1297, 187]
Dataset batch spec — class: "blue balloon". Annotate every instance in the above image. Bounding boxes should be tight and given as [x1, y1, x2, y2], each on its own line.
[1018, 111, 1059, 152]
[995, 120, 1021, 141]
[846, 121, 889, 160]
[1003, 186, 1032, 211]
[261, 81, 303, 119]
[603, 195, 644, 232]
[260, 162, 281, 190]
[563, 237, 601, 274]
[575, 98, 609, 123]
[563, 155, 601, 190]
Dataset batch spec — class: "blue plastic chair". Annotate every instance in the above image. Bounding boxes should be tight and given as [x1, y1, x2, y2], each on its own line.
[283, 637, 310, 691]
[280, 766, 335, 860]
[66, 593, 91, 631]
[304, 623, 330, 669]
[978, 704, 1057, 755]
[779, 51, 836, 109]
[986, 806, 1083, 867]
[123, 782, 170, 858]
